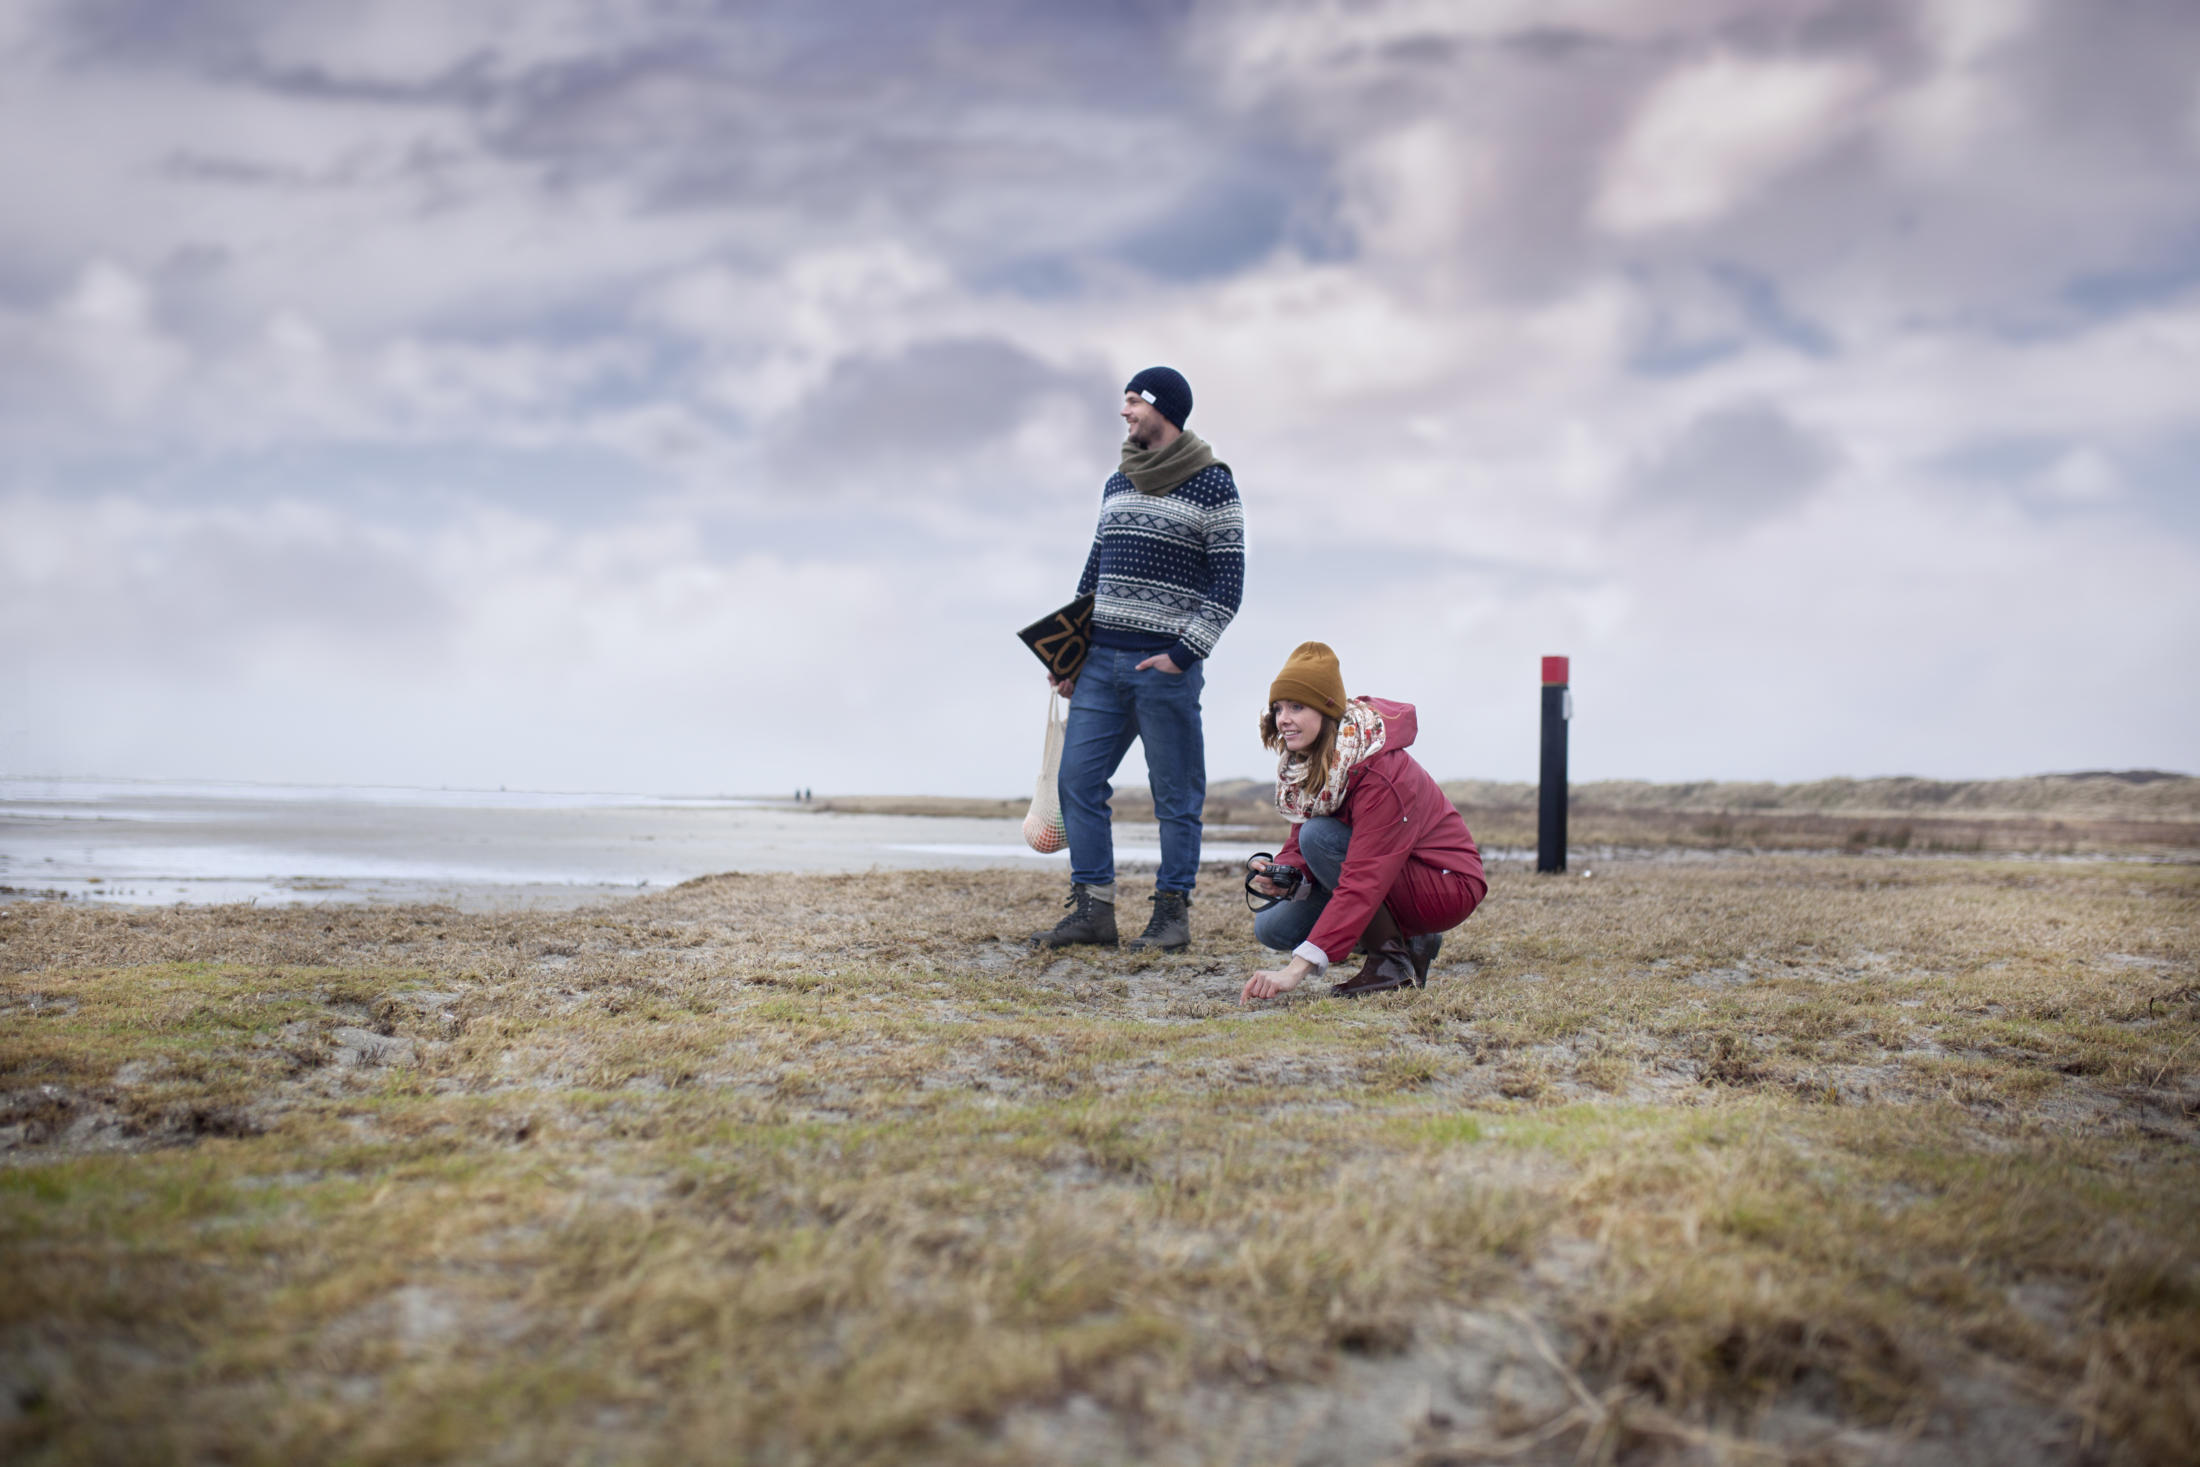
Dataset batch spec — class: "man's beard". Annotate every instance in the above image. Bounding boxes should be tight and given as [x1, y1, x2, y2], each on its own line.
[1126, 428, 1152, 450]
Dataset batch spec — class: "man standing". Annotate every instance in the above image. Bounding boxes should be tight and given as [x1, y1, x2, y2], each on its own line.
[1034, 366, 1244, 952]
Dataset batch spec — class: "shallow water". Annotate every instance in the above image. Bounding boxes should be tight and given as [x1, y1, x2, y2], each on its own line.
[0, 778, 1270, 909]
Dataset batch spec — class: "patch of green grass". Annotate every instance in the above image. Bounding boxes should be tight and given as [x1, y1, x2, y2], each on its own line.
[1406, 1114, 1485, 1147]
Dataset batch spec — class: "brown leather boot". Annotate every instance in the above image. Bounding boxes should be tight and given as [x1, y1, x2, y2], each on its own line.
[1329, 904, 1421, 997]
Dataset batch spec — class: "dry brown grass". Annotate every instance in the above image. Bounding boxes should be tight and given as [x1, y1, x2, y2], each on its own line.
[3, 854, 2197, 1465]
[1455, 807, 2200, 857]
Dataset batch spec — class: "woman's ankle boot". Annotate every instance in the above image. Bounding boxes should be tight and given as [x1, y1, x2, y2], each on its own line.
[1330, 905, 1418, 997]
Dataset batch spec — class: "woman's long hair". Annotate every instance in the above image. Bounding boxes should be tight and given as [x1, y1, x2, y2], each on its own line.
[1261, 704, 1339, 795]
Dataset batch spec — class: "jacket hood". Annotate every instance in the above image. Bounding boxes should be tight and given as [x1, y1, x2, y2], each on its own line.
[1363, 697, 1417, 752]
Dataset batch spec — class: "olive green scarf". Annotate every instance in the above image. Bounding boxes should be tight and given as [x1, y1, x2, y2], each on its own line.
[1121, 430, 1224, 495]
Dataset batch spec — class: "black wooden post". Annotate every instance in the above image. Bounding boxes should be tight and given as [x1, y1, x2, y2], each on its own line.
[1537, 656, 1569, 873]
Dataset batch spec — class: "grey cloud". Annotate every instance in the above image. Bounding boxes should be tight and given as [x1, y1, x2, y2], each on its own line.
[1931, 434, 2070, 483]
[156, 143, 468, 194]
[2, 505, 454, 672]
[1492, 27, 1617, 64]
[759, 337, 1115, 493]
[223, 54, 497, 108]
[1788, 0, 1914, 54]
[47, 0, 2200, 335]
[1930, 428, 2200, 539]
[1626, 402, 1841, 530]
[1628, 332, 1744, 378]
[185, 526, 453, 640]
[2062, 235, 2200, 319]
[1257, 538, 1596, 601]
[2012, 0, 2200, 155]
[1627, 262, 1838, 376]
[1673, 2, 2200, 319]
[1115, 162, 1307, 280]
[1309, 34, 1656, 298]
[970, 253, 1086, 301]
[1219, 0, 2200, 331]
[1707, 264, 1835, 357]
[195, 441, 668, 528]
[481, 40, 1251, 273]
[52, 0, 262, 70]
[2124, 432, 2200, 541]
[57, 0, 502, 102]
[45, 1, 1285, 290]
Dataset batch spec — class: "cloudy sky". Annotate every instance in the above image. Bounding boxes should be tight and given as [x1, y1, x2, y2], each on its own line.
[4, 0, 2196, 796]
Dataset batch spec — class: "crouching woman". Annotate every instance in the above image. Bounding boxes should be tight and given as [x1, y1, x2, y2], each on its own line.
[1240, 642, 1487, 1004]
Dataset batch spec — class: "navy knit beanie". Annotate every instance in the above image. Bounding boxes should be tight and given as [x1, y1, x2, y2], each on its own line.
[1124, 366, 1193, 429]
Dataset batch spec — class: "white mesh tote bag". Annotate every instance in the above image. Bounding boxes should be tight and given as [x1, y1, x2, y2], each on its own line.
[1022, 689, 1068, 854]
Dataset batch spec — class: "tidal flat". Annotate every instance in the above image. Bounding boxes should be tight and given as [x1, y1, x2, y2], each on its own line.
[3, 856, 2196, 1465]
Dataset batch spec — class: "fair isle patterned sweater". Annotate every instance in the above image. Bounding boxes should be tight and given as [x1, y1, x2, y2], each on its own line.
[1075, 463, 1245, 668]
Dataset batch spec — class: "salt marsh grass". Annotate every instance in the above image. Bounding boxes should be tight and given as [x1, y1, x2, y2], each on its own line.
[3, 855, 2196, 1464]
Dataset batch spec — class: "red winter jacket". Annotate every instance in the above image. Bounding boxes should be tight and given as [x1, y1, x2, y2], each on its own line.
[1274, 698, 1486, 964]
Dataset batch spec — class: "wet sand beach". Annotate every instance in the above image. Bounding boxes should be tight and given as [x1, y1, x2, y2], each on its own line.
[0, 779, 1273, 910]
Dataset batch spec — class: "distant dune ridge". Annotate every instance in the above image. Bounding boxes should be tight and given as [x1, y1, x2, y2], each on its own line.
[813, 772, 2200, 855]
[1436, 771, 2200, 820]
[819, 772, 2199, 821]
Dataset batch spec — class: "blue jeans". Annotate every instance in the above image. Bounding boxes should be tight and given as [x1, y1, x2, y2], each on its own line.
[1253, 815, 1351, 952]
[1059, 646, 1206, 894]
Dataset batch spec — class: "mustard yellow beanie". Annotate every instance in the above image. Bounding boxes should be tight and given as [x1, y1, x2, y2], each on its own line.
[1268, 642, 1346, 719]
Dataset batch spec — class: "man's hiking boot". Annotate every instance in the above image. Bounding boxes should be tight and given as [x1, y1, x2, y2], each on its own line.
[1123, 890, 1191, 953]
[1033, 884, 1117, 948]
[1330, 904, 1421, 998]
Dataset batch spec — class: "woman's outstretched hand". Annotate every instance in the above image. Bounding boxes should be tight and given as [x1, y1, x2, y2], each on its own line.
[1241, 955, 1315, 1005]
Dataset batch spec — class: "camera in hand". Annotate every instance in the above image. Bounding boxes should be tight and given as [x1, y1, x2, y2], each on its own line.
[1243, 853, 1302, 912]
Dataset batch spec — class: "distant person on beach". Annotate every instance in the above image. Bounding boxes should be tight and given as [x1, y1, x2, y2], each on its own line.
[1033, 366, 1245, 954]
[1240, 642, 1486, 1003]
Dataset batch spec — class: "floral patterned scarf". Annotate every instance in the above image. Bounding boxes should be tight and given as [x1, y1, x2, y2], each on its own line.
[1274, 698, 1387, 823]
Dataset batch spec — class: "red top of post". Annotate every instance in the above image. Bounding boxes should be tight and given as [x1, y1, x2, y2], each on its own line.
[1541, 655, 1569, 686]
